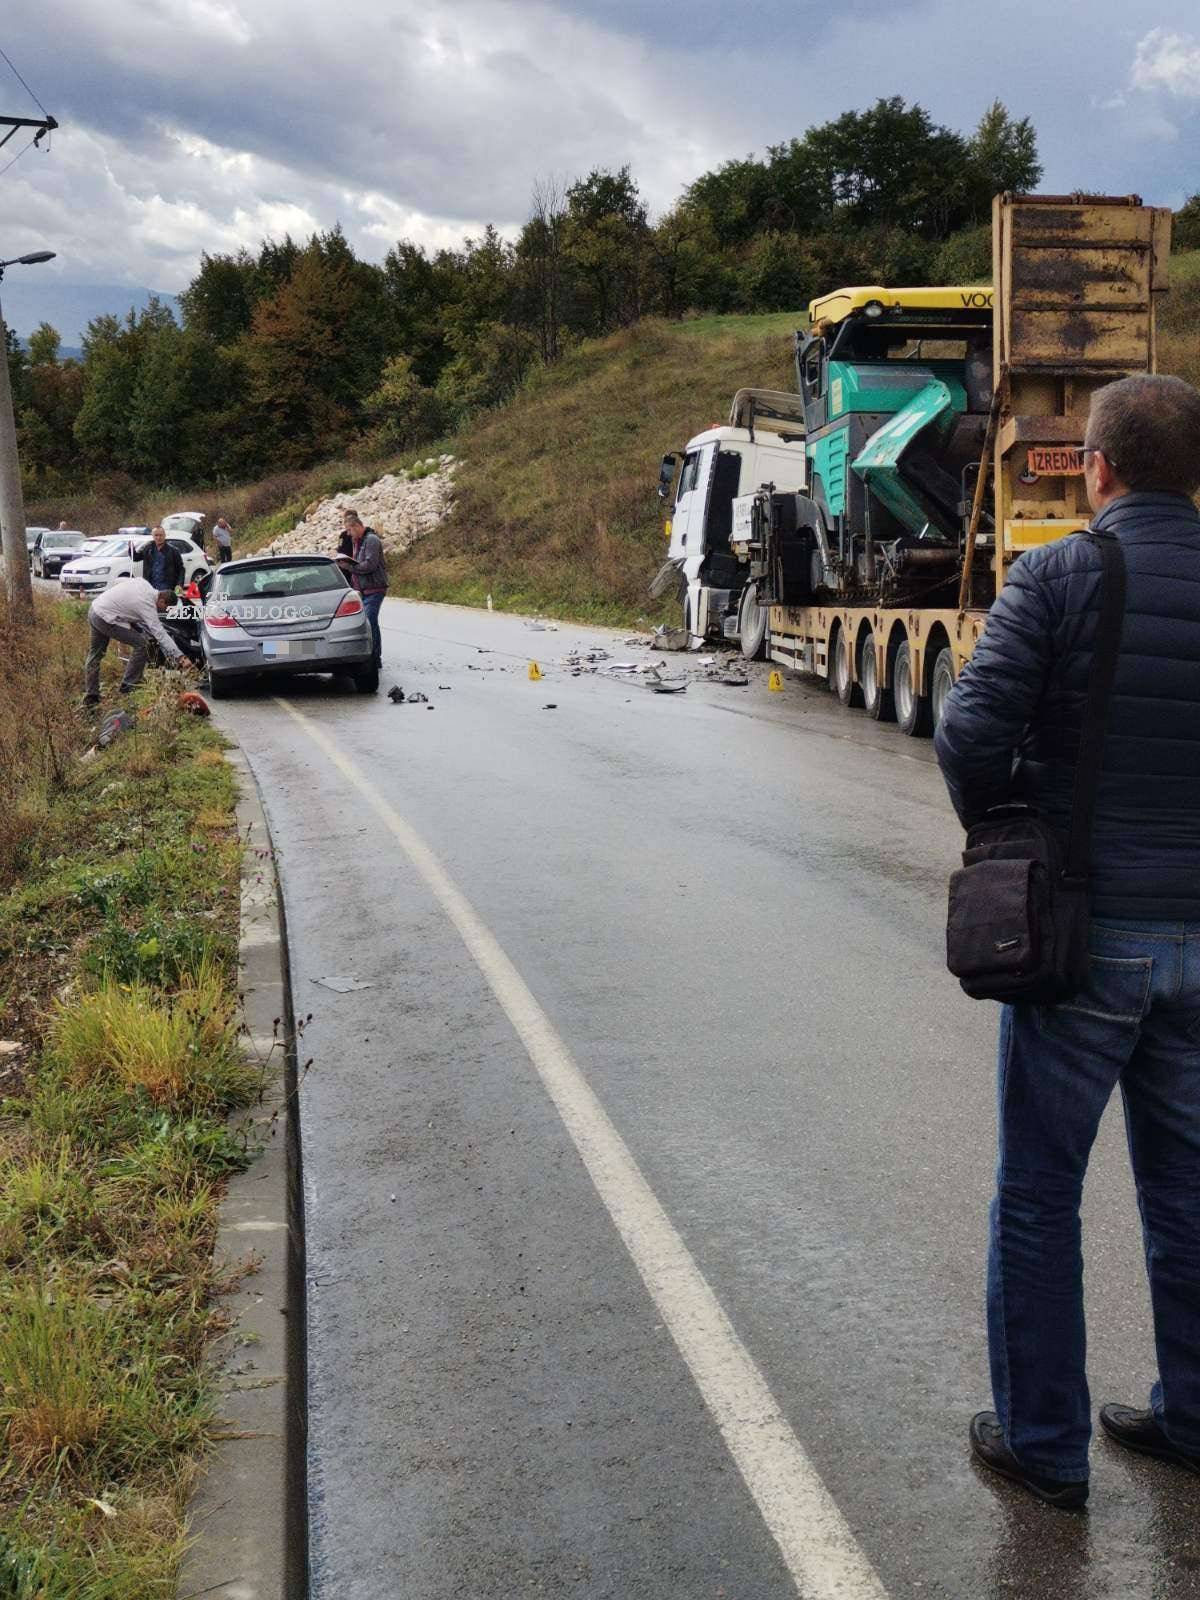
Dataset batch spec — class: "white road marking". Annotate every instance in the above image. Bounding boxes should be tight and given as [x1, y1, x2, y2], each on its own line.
[277, 698, 890, 1600]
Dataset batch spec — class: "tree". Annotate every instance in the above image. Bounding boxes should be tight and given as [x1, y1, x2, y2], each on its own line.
[364, 354, 447, 450]
[239, 245, 362, 465]
[517, 176, 568, 362]
[180, 250, 257, 345]
[1174, 194, 1200, 253]
[966, 101, 1042, 206]
[801, 97, 972, 236]
[381, 240, 456, 386]
[73, 315, 138, 469]
[27, 323, 61, 367]
[563, 166, 650, 334]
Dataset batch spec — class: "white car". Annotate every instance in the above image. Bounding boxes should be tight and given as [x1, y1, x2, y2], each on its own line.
[60, 532, 211, 598]
[162, 510, 208, 546]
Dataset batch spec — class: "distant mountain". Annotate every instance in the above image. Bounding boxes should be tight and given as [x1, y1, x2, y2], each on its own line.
[1, 280, 182, 348]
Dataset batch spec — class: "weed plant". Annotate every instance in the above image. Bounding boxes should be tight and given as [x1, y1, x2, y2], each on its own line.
[0, 605, 252, 1593]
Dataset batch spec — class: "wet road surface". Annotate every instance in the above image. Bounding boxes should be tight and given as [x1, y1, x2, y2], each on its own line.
[214, 598, 1200, 1600]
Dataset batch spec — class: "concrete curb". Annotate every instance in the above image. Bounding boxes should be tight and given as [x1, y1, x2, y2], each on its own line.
[178, 745, 307, 1600]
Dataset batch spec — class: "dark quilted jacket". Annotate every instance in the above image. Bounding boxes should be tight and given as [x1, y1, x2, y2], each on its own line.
[934, 492, 1200, 920]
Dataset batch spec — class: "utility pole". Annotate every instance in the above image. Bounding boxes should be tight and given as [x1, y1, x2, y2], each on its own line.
[0, 254, 54, 621]
[0, 106, 57, 622]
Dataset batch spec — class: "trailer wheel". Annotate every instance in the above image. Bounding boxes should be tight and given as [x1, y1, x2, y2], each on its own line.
[831, 627, 863, 708]
[738, 583, 769, 660]
[893, 639, 932, 737]
[930, 647, 956, 730]
[860, 634, 894, 722]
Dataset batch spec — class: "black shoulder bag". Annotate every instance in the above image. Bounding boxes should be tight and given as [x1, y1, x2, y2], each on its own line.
[946, 531, 1126, 1004]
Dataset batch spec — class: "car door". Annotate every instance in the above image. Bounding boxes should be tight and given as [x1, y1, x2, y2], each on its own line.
[669, 443, 718, 577]
[167, 538, 206, 584]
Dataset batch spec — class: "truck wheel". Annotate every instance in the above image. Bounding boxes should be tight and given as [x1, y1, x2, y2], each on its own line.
[893, 639, 932, 737]
[831, 628, 862, 708]
[738, 583, 769, 660]
[860, 633, 894, 722]
[930, 647, 956, 730]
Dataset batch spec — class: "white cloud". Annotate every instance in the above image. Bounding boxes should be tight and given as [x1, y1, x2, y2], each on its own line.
[1131, 28, 1200, 98]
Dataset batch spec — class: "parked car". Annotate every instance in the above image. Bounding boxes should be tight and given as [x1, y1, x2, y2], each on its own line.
[60, 532, 211, 597]
[163, 511, 208, 550]
[30, 529, 88, 578]
[25, 525, 51, 556]
[200, 554, 378, 697]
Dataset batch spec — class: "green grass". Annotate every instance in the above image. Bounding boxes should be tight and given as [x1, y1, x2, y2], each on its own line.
[0, 617, 253, 1595]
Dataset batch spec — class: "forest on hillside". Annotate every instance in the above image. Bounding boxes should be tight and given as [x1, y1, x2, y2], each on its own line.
[7, 96, 1199, 493]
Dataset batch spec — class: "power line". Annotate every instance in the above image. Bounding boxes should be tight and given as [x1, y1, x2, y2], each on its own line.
[0, 133, 37, 179]
[0, 44, 50, 119]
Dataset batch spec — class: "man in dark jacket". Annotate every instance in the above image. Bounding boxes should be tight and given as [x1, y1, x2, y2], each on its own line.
[935, 373, 1200, 1509]
[139, 526, 184, 593]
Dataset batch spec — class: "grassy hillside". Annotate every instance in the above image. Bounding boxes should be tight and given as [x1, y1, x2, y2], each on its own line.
[390, 312, 797, 621]
[1160, 248, 1200, 388]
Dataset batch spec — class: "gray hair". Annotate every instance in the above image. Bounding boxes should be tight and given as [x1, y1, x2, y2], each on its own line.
[1087, 374, 1200, 496]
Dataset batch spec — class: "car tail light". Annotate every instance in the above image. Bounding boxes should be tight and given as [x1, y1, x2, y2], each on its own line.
[205, 607, 239, 628]
[334, 592, 363, 617]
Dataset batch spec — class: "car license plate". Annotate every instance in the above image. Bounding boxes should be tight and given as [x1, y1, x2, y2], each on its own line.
[262, 640, 316, 657]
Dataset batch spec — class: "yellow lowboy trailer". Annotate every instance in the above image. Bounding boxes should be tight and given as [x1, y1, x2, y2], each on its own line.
[745, 193, 1171, 736]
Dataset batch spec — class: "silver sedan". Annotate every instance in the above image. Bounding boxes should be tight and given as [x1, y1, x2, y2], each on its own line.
[200, 554, 378, 697]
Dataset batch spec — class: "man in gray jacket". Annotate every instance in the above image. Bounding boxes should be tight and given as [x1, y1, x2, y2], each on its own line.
[337, 509, 388, 668]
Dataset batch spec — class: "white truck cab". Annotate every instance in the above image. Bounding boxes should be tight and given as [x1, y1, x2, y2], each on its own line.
[655, 389, 807, 654]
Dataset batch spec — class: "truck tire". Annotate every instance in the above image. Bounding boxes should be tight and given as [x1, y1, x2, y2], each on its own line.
[738, 583, 769, 660]
[930, 647, 956, 731]
[893, 639, 932, 737]
[860, 632, 895, 722]
[831, 627, 862, 708]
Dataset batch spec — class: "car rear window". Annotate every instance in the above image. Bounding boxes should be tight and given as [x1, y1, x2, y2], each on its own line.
[216, 561, 346, 599]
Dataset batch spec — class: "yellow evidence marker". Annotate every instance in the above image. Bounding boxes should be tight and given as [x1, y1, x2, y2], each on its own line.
[768, 671, 784, 692]
[528, 661, 543, 681]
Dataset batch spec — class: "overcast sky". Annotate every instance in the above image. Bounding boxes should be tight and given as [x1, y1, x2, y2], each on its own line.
[2, 0, 1199, 339]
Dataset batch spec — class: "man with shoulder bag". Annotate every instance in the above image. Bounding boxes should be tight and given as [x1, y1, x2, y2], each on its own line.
[935, 374, 1200, 1509]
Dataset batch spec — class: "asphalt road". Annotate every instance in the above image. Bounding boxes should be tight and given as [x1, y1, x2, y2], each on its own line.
[214, 597, 1200, 1600]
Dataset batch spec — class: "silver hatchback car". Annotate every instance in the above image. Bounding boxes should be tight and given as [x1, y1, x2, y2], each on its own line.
[201, 554, 378, 697]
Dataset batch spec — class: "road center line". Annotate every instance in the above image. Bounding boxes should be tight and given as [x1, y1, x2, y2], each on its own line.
[277, 697, 890, 1600]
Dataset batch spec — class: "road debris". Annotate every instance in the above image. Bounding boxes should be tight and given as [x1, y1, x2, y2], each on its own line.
[97, 710, 136, 748]
[407, 691, 429, 704]
[543, 703, 558, 710]
[312, 976, 374, 993]
[387, 686, 405, 703]
[651, 625, 688, 652]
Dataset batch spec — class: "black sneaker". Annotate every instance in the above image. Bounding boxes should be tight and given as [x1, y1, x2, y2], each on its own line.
[1099, 1404, 1200, 1475]
[969, 1412, 1089, 1509]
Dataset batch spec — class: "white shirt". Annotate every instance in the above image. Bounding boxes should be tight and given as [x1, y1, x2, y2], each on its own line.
[90, 577, 183, 660]
[215, 524, 232, 546]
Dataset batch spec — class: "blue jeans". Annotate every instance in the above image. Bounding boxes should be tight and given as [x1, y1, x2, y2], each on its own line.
[991, 919, 1200, 1479]
[360, 591, 384, 666]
